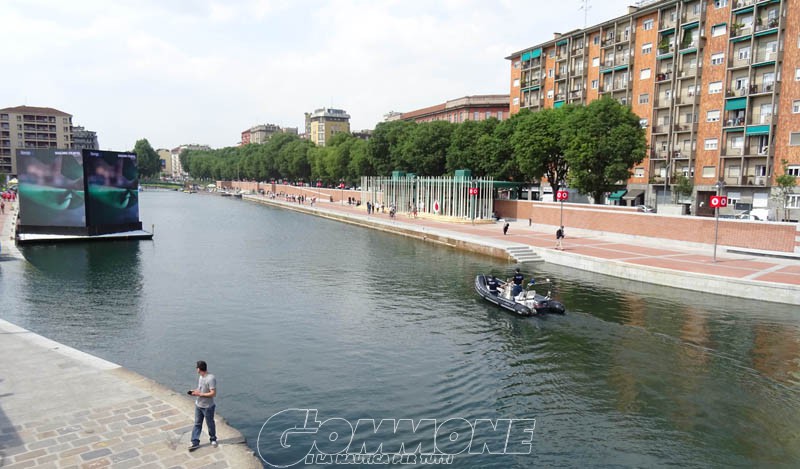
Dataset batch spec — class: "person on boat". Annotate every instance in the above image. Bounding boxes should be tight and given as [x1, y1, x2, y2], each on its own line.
[487, 275, 499, 295]
[511, 268, 524, 297]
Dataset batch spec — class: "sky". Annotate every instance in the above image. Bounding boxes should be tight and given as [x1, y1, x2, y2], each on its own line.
[2, 0, 636, 151]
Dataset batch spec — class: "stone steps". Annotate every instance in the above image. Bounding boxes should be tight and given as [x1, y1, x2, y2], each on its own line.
[506, 245, 544, 263]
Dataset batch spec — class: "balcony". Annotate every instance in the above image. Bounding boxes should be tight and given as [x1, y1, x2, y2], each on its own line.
[724, 116, 746, 127]
[754, 18, 780, 32]
[674, 123, 697, 133]
[733, 0, 755, 10]
[750, 83, 775, 95]
[675, 94, 700, 105]
[651, 150, 669, 159]
[656, 72, 673, 82]
[678, 67, 699, 79]
[652, 125, 671, 134]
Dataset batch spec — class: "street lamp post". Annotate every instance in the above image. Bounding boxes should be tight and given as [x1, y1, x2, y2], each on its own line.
[713, 180, 725, 263]
[339, 179, 345, 205]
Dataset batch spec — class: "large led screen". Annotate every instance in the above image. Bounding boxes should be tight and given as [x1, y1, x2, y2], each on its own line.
[83, 150, 140, 227]
[17, 149, 86, 227]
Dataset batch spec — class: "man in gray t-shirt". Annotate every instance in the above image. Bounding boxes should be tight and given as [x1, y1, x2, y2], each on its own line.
[188, 360, 217, 451]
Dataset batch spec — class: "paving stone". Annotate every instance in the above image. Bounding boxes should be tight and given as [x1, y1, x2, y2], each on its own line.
[127, 416, 152, 425]
[12, 448, 46, 462]
[80, 447, 112, 461]
[81, 458, 111, 468]
[27, 437, 59, 450]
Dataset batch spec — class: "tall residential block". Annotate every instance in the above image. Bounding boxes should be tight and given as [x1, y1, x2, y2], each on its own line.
[507, 0, 800, 219]
[304, 108, 351, 147]
[0, 106, 73, 174]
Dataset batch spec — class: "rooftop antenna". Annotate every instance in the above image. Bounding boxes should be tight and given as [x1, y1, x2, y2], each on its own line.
[578, 0, 591, 28]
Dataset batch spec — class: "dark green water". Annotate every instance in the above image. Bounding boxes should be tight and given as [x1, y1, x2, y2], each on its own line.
[2, 191, 799, 467]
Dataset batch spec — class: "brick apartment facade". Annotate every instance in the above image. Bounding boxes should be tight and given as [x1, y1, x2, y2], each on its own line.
[400, 95, 510, 123]
[507, 0, 800, 220]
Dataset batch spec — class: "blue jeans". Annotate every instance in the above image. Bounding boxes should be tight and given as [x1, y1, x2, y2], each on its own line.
[192, 404, 216, 445]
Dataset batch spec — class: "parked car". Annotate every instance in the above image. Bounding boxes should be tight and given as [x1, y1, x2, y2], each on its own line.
[637, 205, 656, 213]
[736, 210, 768, 221]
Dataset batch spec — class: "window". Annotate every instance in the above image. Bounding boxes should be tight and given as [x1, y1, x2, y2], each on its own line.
[639, 93, 649, 104]
[640, 118, 648, 128]
[593, 35, 600, 45]
[513, 78, 520, 87]
[640, 68, 651, 79]
[707, 110, 721, 122]
[514, 61, 520, 69]
[591, 79, 598, 89]
[793, 100, 800, 113]
[549, 49, 555, 58]
[715, 0, 728, 7]
[474, 112, 479, 120]
[738, 47, 751, 60]
[709, 81, 722, 94]
[547, 89, 554, 99]
[592, 57, 599, 67]
[711, 52, 724, 65]
[548, 69, 554, 77]
[705, 138, 718, 150]
[485, 112, 491, 120]
[791, 132, 800, 146]
[643, 19, 654, 31]
[497, 111, 504, 120]
[642, 43, 652, 55]
[795, 68, 800, 81]
[788, 195, 800, 209]
[513, 97, 520, 105]
[731, 136, 744, 149]
[702, 166, 716, 178]
[787, 165, 800, 176]
[712, 24, 727, 37]
[634, 167, 645, 178]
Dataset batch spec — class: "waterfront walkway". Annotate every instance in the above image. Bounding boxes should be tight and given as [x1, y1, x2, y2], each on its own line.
[1, 204, 261, 468]
[245, 195, 800, 305]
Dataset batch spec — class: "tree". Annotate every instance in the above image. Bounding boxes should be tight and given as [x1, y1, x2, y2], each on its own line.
[397, 121, 452, 176]
[132, 139, 161, 179]
[512, 108, 571, 201]
[562, 97, 646, 203]
[773, 159, 798, 221]
[673, 174, 693, 203]
[367, 120, 415, 175]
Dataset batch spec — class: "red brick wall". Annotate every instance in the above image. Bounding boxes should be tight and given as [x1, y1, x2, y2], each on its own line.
[495, 199, 797, 252]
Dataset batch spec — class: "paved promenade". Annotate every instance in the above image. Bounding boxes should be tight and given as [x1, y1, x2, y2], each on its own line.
[0, 319, 262, 469]
[245, 195, 800, 305]
[1, 203, 260, 469]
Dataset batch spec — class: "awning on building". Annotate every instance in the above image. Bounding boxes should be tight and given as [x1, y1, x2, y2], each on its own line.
[746, 125, 771, 135]
[622, 189, 645, 200]
[608, 190, 627, 201]
[725, 97, 747, 111]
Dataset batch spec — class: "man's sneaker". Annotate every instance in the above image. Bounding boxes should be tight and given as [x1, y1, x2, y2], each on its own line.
[211, 441, 218, 448]
[188, 443, 200, 452]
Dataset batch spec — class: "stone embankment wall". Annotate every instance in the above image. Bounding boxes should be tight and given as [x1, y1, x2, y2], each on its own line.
[495, 199, 799, 254]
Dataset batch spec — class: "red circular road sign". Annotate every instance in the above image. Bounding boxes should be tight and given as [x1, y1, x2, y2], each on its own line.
[556, 190, 569, 201]
[468, 187, 479, 196]
[710, 195, 728, 208]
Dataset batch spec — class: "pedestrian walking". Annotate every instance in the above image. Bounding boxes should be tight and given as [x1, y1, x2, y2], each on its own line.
[188, 360, 217, 451]
[503, 222, 509, 235]
[1, 200, 4, 214]
[555, 226, 565, 250]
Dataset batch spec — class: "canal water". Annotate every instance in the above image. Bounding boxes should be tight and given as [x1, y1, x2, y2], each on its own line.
[2, 191, 799, 467]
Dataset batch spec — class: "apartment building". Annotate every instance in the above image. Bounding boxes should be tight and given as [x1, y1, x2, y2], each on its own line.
[400, 95, 510, 123]
[507, 0, 800, 219]
[304, 108, 351, 147]
[0, 106, 73, 174]
[71, 126, 99, 151]
[241, 124, 299, 145]
[170, 144, 211, 179]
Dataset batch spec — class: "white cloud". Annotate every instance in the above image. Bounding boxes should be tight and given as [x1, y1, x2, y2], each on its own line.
[0, 0, 634, 150]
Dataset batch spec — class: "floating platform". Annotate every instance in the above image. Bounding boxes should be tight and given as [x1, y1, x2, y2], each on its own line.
[16, 229, 153, 245]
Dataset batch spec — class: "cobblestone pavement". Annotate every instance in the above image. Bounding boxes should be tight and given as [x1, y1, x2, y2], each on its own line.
[0, 319, 262, 469]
